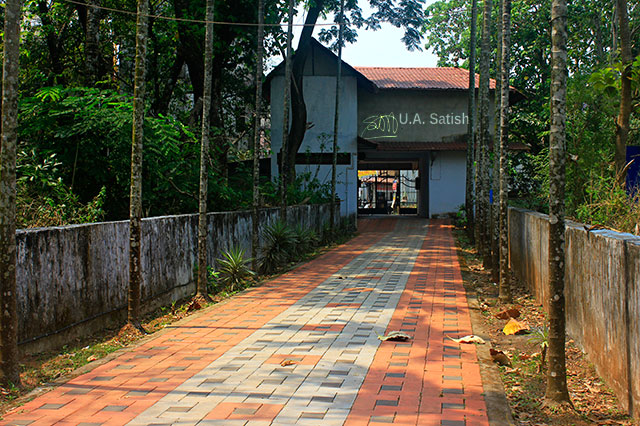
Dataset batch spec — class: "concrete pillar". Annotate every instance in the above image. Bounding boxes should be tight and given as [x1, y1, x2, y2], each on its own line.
[418, 154, 429, 218]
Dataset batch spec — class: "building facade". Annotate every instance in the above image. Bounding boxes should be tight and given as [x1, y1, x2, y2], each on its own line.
[267, 39, 522, 219]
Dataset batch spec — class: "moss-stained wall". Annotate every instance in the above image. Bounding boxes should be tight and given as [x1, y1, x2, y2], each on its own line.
[509, 207, 640, 418]
[16, 204, 333, 353]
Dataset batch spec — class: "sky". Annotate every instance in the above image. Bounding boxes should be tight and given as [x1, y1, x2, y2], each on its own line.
[271, 0, 440, 69]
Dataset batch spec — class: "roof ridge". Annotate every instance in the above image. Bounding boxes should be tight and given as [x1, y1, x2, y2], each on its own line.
[354, 66, 460, 70]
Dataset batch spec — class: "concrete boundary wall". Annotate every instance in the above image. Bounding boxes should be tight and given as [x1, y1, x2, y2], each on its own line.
[508, 207, 640, 418]
[16, 204, 334, 353]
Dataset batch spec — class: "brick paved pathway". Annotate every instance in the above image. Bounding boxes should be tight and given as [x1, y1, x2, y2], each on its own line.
[2, 218, 489, 426]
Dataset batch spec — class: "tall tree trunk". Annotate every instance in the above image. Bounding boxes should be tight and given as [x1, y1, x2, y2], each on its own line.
[252, 0, 265, 271]
[330, 0, 345, 233]
[478, 0, 493, 267]
[150, 53, 184, 116]
[593, 11, 605, 66]
[611, 6, 618, 66]
[498, 0, 512, 304]
[474, 105, 482, 249]
[85, 0, 101, 85]
[173, 0, 205, 109]
[492, 0, 503, 284]
[545, 0, 570, 403]
[614, 0, 631, 175]
[197, 0, 215, 299]
[286, 1, 325, 184]
[466, 0, 478, 245]
[0, 0, 22, 388]
[37, 1, 64, 84]
[128, 0, 149, 330]
[280, 0, 294, 220]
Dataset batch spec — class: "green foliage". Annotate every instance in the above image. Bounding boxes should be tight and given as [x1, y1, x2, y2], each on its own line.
[16, 86, 335, 227]
[454, 204, 468, 228]
[509, 64, 640, 234]
[215, 248, 255, 292]
[317, 0, 426, 52]
[259, 221, 297, 274]
[320, 216, 355, 246]
[528, 326, 549, 348]
[206, 267, 221, 295]
[18, 87, 204, 220]
[574, 172, 640, 234]
[293, 225, 319, 256]
[259, 216, 354, 275]
[261, 172, 333, 207]
[17, 149, 106, 227]
[589, 56, 640, 104]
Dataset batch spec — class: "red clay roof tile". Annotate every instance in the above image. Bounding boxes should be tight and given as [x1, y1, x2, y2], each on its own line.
[355, 67, 496, 90]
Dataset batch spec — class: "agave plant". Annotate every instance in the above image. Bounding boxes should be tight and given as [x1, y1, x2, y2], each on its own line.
[216, 247, 255, 292]
[293, 225, 319, 256]
[260, 221, 296, 274]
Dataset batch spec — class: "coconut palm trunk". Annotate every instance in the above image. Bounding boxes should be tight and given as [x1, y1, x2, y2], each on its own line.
[491, 0, 503, 284]
[197, 0, 215, 300]
[477, 0, 492, 267]
[330, 0, 345, 233]
[128, 0, 150, 330]
[279, 0, 294, 220]
[0, 0, 22, 387]
[545, 0, 570, 403]
[85, 0, 101, 84]
[498, 0, 512, 304]
[614, 0, 631, 175]
[465, 0, 478, 244]
[252, 0, 265, 270]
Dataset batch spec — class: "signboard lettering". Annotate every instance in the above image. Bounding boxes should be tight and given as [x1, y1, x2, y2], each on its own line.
[360, 111, 468, 139]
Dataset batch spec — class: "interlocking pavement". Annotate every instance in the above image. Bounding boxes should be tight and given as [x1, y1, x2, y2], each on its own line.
[2, 218, 490, 426]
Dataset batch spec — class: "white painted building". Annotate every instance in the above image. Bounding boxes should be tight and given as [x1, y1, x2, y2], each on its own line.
[266, 39, 524, 219]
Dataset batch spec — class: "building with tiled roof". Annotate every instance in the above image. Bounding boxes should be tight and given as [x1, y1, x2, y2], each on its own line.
[355, 66, 497, 90]
[266, 39, 524, 219]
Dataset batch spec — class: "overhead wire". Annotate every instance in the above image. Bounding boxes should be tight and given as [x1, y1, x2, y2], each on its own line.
[55, 0, 470, 28]
[57, 0, 338, 26]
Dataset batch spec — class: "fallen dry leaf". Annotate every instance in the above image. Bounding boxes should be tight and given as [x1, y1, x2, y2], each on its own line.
[585, 383, 602, 394]
[378, 331, 412, 342]
[503, 318, 530, 335]
[490, 348, 512, 366]
[448, 335, 486, 344]
[280, 359, 297, 367]
[187, 300, 202, 312]
[495, 308, 521, 320]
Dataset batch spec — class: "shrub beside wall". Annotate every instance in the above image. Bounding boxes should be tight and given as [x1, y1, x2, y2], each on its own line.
[508, 207, 640, 418]
[16, 204, 334, 353]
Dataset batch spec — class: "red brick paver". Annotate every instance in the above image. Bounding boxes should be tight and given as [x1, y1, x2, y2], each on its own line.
[1, 223, 392, 426]
[345, 220, 489, 426]
[1, 218, 491, 426]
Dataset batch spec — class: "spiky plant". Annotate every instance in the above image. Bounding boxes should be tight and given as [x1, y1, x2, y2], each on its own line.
[260, 221, 296, 274]
[216, 247, 255, 292]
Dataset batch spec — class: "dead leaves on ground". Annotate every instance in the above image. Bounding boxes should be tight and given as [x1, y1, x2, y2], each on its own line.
[448, 335, 486, 344]
[503, 318, 530, 335]
[378, 331, 412, 342]
[280, 359, 297, 367]
[495, 307, 521, 320]
[490, 348, 512, 367]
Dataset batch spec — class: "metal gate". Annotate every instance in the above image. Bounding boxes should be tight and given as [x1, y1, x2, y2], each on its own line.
[358, 170, 418, 215]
